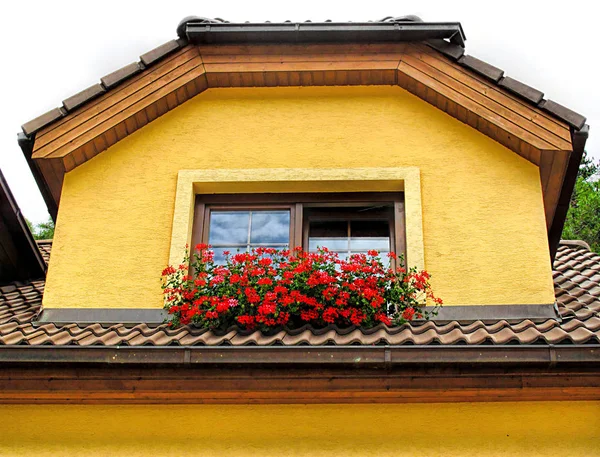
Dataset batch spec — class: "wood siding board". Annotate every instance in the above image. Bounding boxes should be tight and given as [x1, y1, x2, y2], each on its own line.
[134, 109, 150, 130]
[92, 135, 108, 157]
[33, 48, 201, 156]
[518, 140, 532, 163]
[539, 150, 556, 195]
[103, 127, 118, 149]
[155, 97, 170, 117]
[29, 160, 60, 206]
[43, 64, 206, 160]
[529, 146, 542, 166]
[34, 47, 198, 148]
[69, 147, 86, 167]
[124, 116, 138, 135]
[164, 91, 179, 110]
[1, 367, 599, 403]
[203, 60, 402, 74]
[543, 149, 570, 227]
[240, 72, 254, 87]
[80, 141, 98, 162]
[199, 51, 406, 64]
[197, 43, 407, 58]
[312, 70, 325, 85]
[183, 79, 199, 98]
[411, 45, 572, 143]
[62, 154, 76, 173]
[114, 122, 128, 141]
[175, 85, 188, 105]
[264, 71, 278, 87]
[401, 53, 570, 151]
[226, 72, 242, 87]
[397, 61, 558, 153]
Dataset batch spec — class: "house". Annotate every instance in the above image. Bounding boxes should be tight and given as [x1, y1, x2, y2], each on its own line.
[1, 15, 599, 456]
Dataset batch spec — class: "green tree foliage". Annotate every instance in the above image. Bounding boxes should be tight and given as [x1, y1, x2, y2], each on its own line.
[562, 151, 600, 254]
[25, 217, 55, 240]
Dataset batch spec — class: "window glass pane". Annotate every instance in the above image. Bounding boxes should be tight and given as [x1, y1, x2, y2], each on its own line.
[309, 220, 347, 251]
[250, 211, 290, 244]
[336, 251, 350, 262]
[209, 211, 249, 245]
[351, 220, 389, 237]
[350, 238, 390, 251]
[309, 220, 347, 237]
[211, 247, 231, 265]
[309, 238, 348, 251]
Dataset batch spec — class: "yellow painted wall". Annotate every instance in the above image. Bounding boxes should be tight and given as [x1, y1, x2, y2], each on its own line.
[1, 402, 599, 456]
[45, 86, 554, 309]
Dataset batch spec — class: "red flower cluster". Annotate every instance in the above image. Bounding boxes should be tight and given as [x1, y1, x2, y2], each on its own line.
[161, 244, 442, 331]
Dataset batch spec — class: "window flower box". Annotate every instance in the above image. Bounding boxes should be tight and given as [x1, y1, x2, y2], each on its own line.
[162, 245, 441, 331]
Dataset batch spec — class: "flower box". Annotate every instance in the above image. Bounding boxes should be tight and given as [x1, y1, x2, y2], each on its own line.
[162, 245, 441, 331]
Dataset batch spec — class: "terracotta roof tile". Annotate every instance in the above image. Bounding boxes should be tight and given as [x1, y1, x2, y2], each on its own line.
[0, 241, 598, 347]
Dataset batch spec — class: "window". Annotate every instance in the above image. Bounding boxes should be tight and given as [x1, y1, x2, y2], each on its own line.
[192, 193, 406, 264]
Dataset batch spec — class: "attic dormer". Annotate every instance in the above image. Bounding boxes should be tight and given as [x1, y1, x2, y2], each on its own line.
[18, 16, 588, 323]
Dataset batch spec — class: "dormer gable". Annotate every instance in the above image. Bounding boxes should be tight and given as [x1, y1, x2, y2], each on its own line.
[19, 17, 587, 262]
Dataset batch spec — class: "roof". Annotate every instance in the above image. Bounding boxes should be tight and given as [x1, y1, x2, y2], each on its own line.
[19, 16, 586, 136]
[18, 16, 588, 262]
[1, 240, 598, 347]
[0, 169, 46, 284]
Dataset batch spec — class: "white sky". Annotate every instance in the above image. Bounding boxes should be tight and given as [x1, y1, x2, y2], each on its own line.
[1, 0, 598, 224]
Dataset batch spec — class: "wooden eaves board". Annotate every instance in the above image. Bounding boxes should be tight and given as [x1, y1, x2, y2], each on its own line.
[30, 42, 573, 230]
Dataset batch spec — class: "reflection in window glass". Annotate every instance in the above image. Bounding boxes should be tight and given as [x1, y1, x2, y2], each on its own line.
[208, 210, 290, 262]
[308, 218, 390, 266]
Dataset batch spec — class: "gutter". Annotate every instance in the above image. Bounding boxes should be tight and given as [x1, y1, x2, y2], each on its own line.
[183, 21, 466, 47]
[0, 344, 598, 366]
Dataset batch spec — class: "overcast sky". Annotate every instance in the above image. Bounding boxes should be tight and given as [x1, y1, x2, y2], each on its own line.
[1, 0, 598, 224]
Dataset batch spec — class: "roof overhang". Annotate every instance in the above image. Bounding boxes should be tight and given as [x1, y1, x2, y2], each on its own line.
[0, 344, 599, 403]
[0, 169, 46, 283]
[18, 18, 588, 261]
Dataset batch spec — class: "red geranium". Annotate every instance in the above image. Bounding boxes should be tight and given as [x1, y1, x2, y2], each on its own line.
[161, 246, 441, 331]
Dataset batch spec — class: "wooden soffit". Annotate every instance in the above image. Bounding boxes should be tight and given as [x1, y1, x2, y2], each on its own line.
[29, 42, 573, 230]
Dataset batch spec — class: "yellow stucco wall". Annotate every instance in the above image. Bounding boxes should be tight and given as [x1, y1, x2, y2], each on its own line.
[1, 402, 599, 456]
[44, 86, 554, 309]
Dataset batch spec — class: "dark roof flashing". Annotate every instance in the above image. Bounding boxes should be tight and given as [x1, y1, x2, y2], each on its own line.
[426, 38, 465, 60]
[183, 20, 467, 47]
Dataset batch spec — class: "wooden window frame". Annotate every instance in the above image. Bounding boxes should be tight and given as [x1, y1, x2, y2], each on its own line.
[191, 192, 406, 263]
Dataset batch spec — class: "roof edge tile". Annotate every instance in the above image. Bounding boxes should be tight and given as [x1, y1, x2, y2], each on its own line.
[140, 39, 185, 67]
[539, 99, 587, 130]
[498, 76, 544, 104]
[458, 54, 504, 82]
[21, 107, 66, 136]
[62, 84, 106, 112]
[101, 62, 144, 89]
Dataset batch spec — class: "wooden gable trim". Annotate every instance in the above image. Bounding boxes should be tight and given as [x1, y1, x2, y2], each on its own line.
[29, 42, 573, 233]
